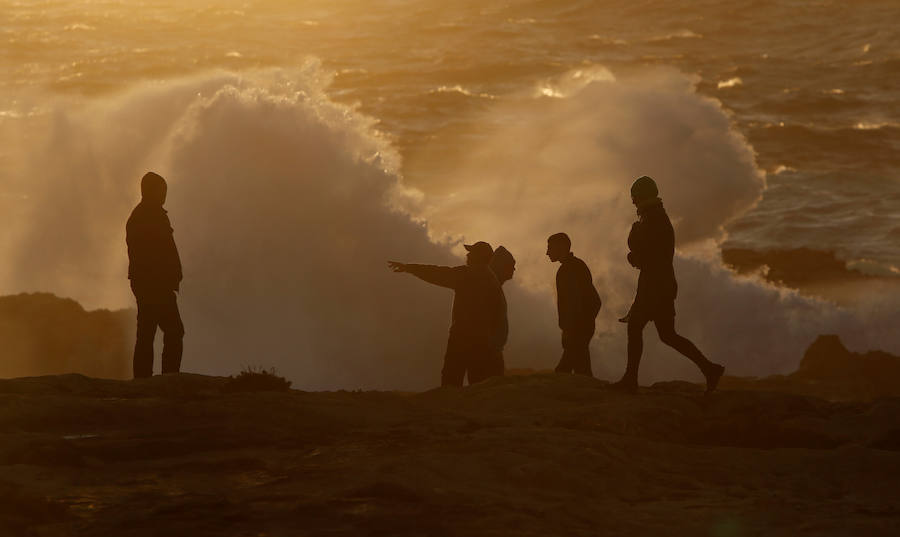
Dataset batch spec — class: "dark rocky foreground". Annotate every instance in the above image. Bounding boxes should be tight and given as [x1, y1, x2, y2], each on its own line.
[1, 373, 899, 536]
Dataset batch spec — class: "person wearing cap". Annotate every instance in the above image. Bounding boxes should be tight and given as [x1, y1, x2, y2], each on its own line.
[546, 233, 602, 376]
[613, 175, 724, 393]
[388, 241, 505, 387]
[126, 171, 184, 378]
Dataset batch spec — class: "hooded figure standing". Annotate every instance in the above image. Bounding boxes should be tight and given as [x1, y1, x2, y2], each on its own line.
[126, 172, 184, 378]
[488, 245, 516, 377]
[546, 233, 602, 376]
[613, 176, 724, 393]
[388, 241, 505, 387]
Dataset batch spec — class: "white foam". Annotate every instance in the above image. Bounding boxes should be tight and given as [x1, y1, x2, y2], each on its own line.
[648, 29, 702, 42]
[717, 77, 743, 89]
[773, 165, 796, 175]
[1, 63, 454, 389]
[588, 35, 628, 45]
[429, 85, 496, 99]
[419, 65, 900, 381]
[63, 23, 95, 31]
[534, 66, 616, 99]
[854, 121, 897, 130]
[846, 259, 900, 277]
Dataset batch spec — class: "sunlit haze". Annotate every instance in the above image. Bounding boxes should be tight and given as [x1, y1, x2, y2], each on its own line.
[2, 0, 898, 389]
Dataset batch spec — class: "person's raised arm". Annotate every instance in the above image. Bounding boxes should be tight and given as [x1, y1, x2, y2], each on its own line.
[387, 261, 464, 289]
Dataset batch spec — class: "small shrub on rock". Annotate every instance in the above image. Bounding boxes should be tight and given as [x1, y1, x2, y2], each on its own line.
[224, 367, 292, 393]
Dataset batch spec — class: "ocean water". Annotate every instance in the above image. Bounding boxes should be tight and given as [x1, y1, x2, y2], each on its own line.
[1, 0, 899, 387]
[3, 0, 899, 268]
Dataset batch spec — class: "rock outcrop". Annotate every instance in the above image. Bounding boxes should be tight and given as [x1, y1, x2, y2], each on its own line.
[0, 293, 133, 379]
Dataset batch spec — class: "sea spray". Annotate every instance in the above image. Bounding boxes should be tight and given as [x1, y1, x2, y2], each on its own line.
[421, 66, 900, 381]
[5, 64, 458, 389]
[4, 62, 900, 387]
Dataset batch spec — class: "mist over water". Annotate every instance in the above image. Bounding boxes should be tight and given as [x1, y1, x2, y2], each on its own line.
[4, 65, 459, 389]
[5, 60, 900, 388]
[421, 66, 900, 381]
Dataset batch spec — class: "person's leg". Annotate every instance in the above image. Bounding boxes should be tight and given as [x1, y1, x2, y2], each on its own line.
[159, 291, 185, 374]
[441, 340, 466, 387]
[467, 349, 504, 385]
[654, 317, 724, 391]
[572, 329, 594, 377]
[653, 317, 711, 370]
[466, 352, 486, 385]
[133, 297, 158, 378]
[613, 315, 649, 390]
[491, 351, 505, 378]
[555, 332, 574, 373]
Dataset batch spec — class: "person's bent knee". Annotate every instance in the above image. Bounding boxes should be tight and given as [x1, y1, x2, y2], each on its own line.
[660, 333, 683, 349]
[655, 321, 678, 345]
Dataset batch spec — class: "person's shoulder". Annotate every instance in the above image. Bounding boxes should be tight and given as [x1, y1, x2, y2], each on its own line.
[572, 255, 592, 274]
[448, 264, 469, 277]
[462, 264, 496, 280]
[651, 207, 673, 229]
[650, 204, 670, 219]
[459, 264, 491, 276]
[126, 203, 147, 225]
[128, 203, 171, 229]
[129, 202, 163, 215]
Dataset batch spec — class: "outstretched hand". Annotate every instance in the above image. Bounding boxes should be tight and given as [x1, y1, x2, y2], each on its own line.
[387, 261, 408, 273]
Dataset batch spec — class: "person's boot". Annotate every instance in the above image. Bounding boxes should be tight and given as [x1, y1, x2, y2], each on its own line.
[704, 363, 725, 394]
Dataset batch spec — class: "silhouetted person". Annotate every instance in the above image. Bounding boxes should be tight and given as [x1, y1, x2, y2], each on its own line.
[612, 176, 724, 393]
[126, 171, 184, 378]
[487, 245, 516, 378]
[546, 233, 602, 376]
[490, 246, 516, 286]
[388, 242, 505, 387]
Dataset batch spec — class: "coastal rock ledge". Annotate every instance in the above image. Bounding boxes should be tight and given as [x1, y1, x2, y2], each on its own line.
[2, 370, 899, 536]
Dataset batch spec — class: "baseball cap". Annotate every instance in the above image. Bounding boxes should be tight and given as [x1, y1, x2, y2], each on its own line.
[464, 241, 494, 260]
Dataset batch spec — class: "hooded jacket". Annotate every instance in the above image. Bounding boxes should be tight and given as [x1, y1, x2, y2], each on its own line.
[627, 199, 677, 316]
[126, 201, 182, 292]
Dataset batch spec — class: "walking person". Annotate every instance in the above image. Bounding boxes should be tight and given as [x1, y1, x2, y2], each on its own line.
[613, 175, 724, 393]
[126, 171, 184, 378]
[546, 233, 602, 376]
[388, 241, 505, 387]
